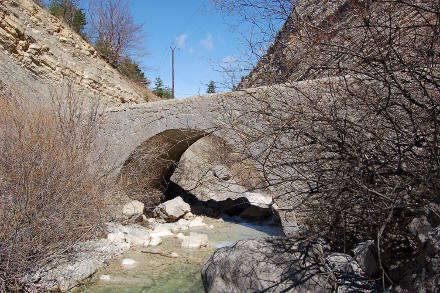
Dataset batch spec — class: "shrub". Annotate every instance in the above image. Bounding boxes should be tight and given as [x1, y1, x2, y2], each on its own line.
[0, 83, 107, 290]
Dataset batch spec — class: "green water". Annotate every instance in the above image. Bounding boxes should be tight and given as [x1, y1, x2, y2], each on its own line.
[78, 216, 282, 293]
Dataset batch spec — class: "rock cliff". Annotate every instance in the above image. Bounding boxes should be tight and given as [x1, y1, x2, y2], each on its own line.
[238, 0, 357, 88]
[0, 0, 156, 106]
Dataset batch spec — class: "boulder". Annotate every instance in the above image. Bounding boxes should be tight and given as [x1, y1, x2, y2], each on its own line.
[201, 237, 374, 293]
[153, 196, 190, 222]
[353, 240, 380, 278]
[150, 225, 174, 238]
[181, 232, 209, 249]
[122, 200, 144, 220]
[188, 216, 207, 228]
[170, 137, 273, 212]
[106, 223, 150, 246]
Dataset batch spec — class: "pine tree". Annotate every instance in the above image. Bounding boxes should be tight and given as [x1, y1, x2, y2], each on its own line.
[153, 77, 173, 99]
[207, 80, 216, 93]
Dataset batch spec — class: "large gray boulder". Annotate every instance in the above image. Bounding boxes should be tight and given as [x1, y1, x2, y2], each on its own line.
[171, 137, 273, 218]
[201, 237, 374, 293]
[153, 196, 190, 222]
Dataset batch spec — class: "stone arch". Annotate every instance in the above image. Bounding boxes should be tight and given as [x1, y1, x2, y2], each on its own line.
[118, 129, 206, 198]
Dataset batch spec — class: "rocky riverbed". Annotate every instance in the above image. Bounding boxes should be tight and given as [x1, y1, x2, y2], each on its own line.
[77, 216, 282, 292]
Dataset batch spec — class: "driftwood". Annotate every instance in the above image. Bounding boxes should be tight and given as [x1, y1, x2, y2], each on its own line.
[141, 251, 178, 258]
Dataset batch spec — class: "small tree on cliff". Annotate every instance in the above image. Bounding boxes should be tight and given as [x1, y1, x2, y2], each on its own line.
[49, 0, 86, 35]
[88, 0, 143, 67]
[206, 81, 216, 93]
[118, 57, 150, 87]
[153, 77, 173, 99]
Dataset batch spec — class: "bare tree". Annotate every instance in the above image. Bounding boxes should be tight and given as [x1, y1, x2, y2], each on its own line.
[216, 0, 440, 290]
[88, 0, 143, 66]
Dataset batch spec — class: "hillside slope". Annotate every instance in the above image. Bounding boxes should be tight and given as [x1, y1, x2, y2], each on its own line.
[0, 0, 157, 106]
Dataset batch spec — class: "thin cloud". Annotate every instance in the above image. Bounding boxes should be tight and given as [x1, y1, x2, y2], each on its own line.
[200, 34, 214, 50]
[176, 34, 188, 49]
[222, 55, 237, 64]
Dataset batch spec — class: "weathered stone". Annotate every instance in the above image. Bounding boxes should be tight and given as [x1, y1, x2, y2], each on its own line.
[0, 0, 158, 106]
[121, 258, 137, 269]
[188, 216, 206, 228]
[122, 200, 145, 219]
[213, 164, 232, 181]
[28, 239, 130, 292]
[149, 237, 162, 246]
[353, 240, 380, 278]
[181, 232, 209, 249]
[202, 237, 374, 293]
[153, 196, 190, 222]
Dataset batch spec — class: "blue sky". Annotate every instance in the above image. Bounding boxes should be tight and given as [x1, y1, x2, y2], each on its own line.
[129, 1, 256, 98]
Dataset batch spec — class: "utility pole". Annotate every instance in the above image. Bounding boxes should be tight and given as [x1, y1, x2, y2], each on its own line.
[170, 46, 175, 99]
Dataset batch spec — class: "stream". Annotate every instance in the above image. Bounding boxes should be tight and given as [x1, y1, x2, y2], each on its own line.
[77, 215, 283, 293]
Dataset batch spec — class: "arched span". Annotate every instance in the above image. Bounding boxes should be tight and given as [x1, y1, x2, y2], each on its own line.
[118, 129, 206, 199]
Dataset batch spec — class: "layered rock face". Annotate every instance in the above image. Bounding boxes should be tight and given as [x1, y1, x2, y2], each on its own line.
[0, 0, 155, 106]
[238, 0, 360, 88]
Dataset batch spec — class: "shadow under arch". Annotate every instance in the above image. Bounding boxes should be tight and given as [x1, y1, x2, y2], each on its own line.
[118, 129, 207, 199]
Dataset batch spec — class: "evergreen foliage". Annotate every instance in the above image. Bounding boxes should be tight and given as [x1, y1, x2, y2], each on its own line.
[152, 77, 173, 99]
[207, 81, 216, 93]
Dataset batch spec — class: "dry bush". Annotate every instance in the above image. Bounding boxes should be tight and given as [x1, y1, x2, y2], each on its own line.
[221, 0, 440, 289]
[0, 82, 108, 290]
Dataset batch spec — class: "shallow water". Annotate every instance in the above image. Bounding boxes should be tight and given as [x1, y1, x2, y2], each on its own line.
[78, 216, 282, 293]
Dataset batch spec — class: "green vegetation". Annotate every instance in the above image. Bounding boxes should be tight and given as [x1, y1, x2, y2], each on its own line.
[119, 57, 150, 87]
[49, 0, 86, 36]
[206, 81, 216, 93]
[152, 77, 173, 99]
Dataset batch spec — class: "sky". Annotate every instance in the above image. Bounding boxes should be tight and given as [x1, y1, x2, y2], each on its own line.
[129, 1, 257, 99]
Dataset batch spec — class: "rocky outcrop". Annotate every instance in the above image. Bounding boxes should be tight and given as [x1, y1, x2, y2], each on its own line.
[171, 136, 273, 220]
[201, 237, 374, 293]
[153, 196, 191, 222]
[122, 200, 145, 220]
[0, 0, 156, 106]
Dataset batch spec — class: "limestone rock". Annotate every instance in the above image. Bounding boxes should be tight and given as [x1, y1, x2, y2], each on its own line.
[149, 237, 162, 246]
[188, 216, 206, 228]
[150, 225, 174, 238]
[0, 0, 157, 106]
[170, 137, 273, 213]
[121, 258, 137, 269]
[28, 239, 130, 292]
[153, 196, 190, 222]
[213, 164, 232, 181]
[122, 200, 145, 219]
[181, 232, 209, 249]
[201, 237, 374, 293]
[99, 275, 111, 282]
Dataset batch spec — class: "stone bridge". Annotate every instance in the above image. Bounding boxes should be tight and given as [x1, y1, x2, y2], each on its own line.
[97, 79, 327, 232]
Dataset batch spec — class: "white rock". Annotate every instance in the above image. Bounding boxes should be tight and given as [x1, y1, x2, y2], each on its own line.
[209, 225, 215, 229]
[107, 232, 125, 243]
[170, 252, 179, 258]
[176, 233, 185, 240]
[122, 200, 145, 218]
[149, 237, 162, 246]
[188, 216, 207, 228]
[121, 258, 137, 269]
[184, 212, 195, 220]
[150, 225, 174, 238]
[153, 196, 191, 222]
[181, 232, 209, 249]
[99, 275, 111, 282]
[123, 226, 150, 246]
